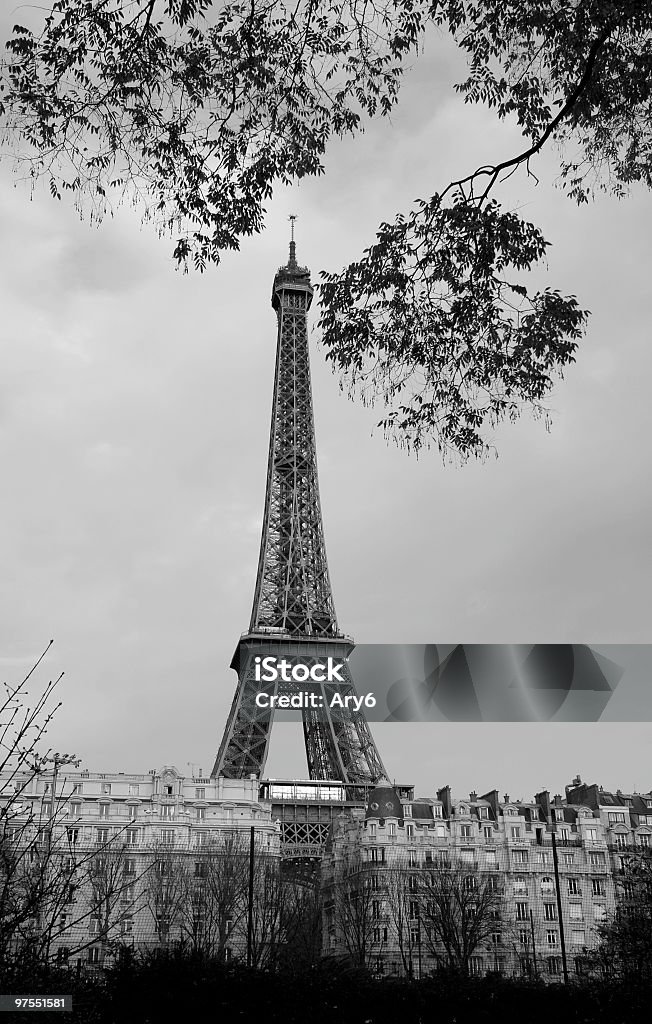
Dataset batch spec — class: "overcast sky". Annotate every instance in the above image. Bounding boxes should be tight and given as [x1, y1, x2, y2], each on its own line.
[1, 13, 651, 802]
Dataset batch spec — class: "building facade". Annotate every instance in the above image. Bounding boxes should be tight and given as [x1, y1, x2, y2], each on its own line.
[1, 766, 279, 967]
[321, 776, 652, 979]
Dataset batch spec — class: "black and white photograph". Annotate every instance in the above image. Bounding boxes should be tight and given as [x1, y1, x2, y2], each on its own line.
[1, 2, 651, 1021]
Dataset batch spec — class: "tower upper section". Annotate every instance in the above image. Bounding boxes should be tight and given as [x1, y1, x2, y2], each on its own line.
[249, 238, 339, 638]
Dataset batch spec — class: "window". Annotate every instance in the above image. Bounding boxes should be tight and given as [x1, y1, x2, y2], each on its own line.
[410, 926, 419, 944]
[436, 825, 446, 838]
[70, 804, 82, 819]
[461, 848, 474, 863]
[42, 803, 52, 817]
[409, 901, 419, 919]
[129, 784, 139, 796]
[66, 828, 79, 846]
[44, 783, 52, 795]
[389, 823, 397, 836]
[563, 852, 574, 866]
[408, 850, 419, 867]
[541, 877, 554, 894]
[124, 858, 136, 876]
[123, 884, 135, 902]
[592, 879, 605, 897]
[585, 827, 598, 841]
[96, 828, 109, 844]
[121, 917, 133, 936]
[511, 826, 521, 839]
[478, 807, 489, 819]
[589, 851, 605, 868]
[196, 807, 206, 821]
[195, 788, 205, 799]
[101, 783, 112, 795]
[547, 957, 562, 976]
[372, 900, 380, 919]
[99, 803, 110, 819]
[536, 851, 550, 865]
[128, 805, 138, 820]
[490, 932, 502, 946]
[194, 861, 207, 878]
[72, 783, 82, 795]
[408, 875, 418, 892]
[485, 850, 497, 868]
[558, 828, 570, 841]
[461, 825, 472, 838]
[546, 930, 558, 946]
[161, 829, 175, 846]
[593, 905, 606, 922]
[58, 913, 68, 930]
[571, 930, 586, 946]
[608, 812, 626, 824]
[518, 929, 529, 945]
[89, 916, 100, 935]
[161, 805, 174, 819]
[369, 848, 385, 863]
[615, 833, 629, 849]
[568, 879, 581, 896]
[469, 957, 483, 976]
[483, 826, 493, 839]
[87, 947, 100, 964]
[512, 850, 528, 865]
[516, 902, 529, 922]
[569, 904, 583, 920]
[513, 877, 528, 896]
[406, 824, 414, 838]
[165, 785, 174, 796]
[638, 833, 650, 847]
[544, 904, 557, 921]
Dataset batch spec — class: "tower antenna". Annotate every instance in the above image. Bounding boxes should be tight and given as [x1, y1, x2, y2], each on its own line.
[288, 214, 297, 266]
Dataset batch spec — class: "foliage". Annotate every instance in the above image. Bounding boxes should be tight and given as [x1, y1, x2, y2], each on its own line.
[0, 0, 419, 269]
[593, 846, 652, 982]
[2, 2, 652, 455]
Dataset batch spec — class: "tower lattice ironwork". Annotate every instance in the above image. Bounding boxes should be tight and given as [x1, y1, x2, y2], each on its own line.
[212, 234, 386, 785]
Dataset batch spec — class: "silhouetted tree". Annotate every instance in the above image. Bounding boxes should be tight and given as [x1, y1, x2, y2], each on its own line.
[4, 3, 651, 456]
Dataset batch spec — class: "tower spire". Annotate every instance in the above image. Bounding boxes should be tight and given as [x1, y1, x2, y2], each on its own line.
[288, 213, 297, 268]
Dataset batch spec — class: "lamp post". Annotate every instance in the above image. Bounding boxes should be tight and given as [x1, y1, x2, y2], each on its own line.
[247, 825, 255, 968]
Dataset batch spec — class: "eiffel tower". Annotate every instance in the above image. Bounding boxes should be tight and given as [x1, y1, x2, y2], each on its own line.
[212, 226, 386, 795]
